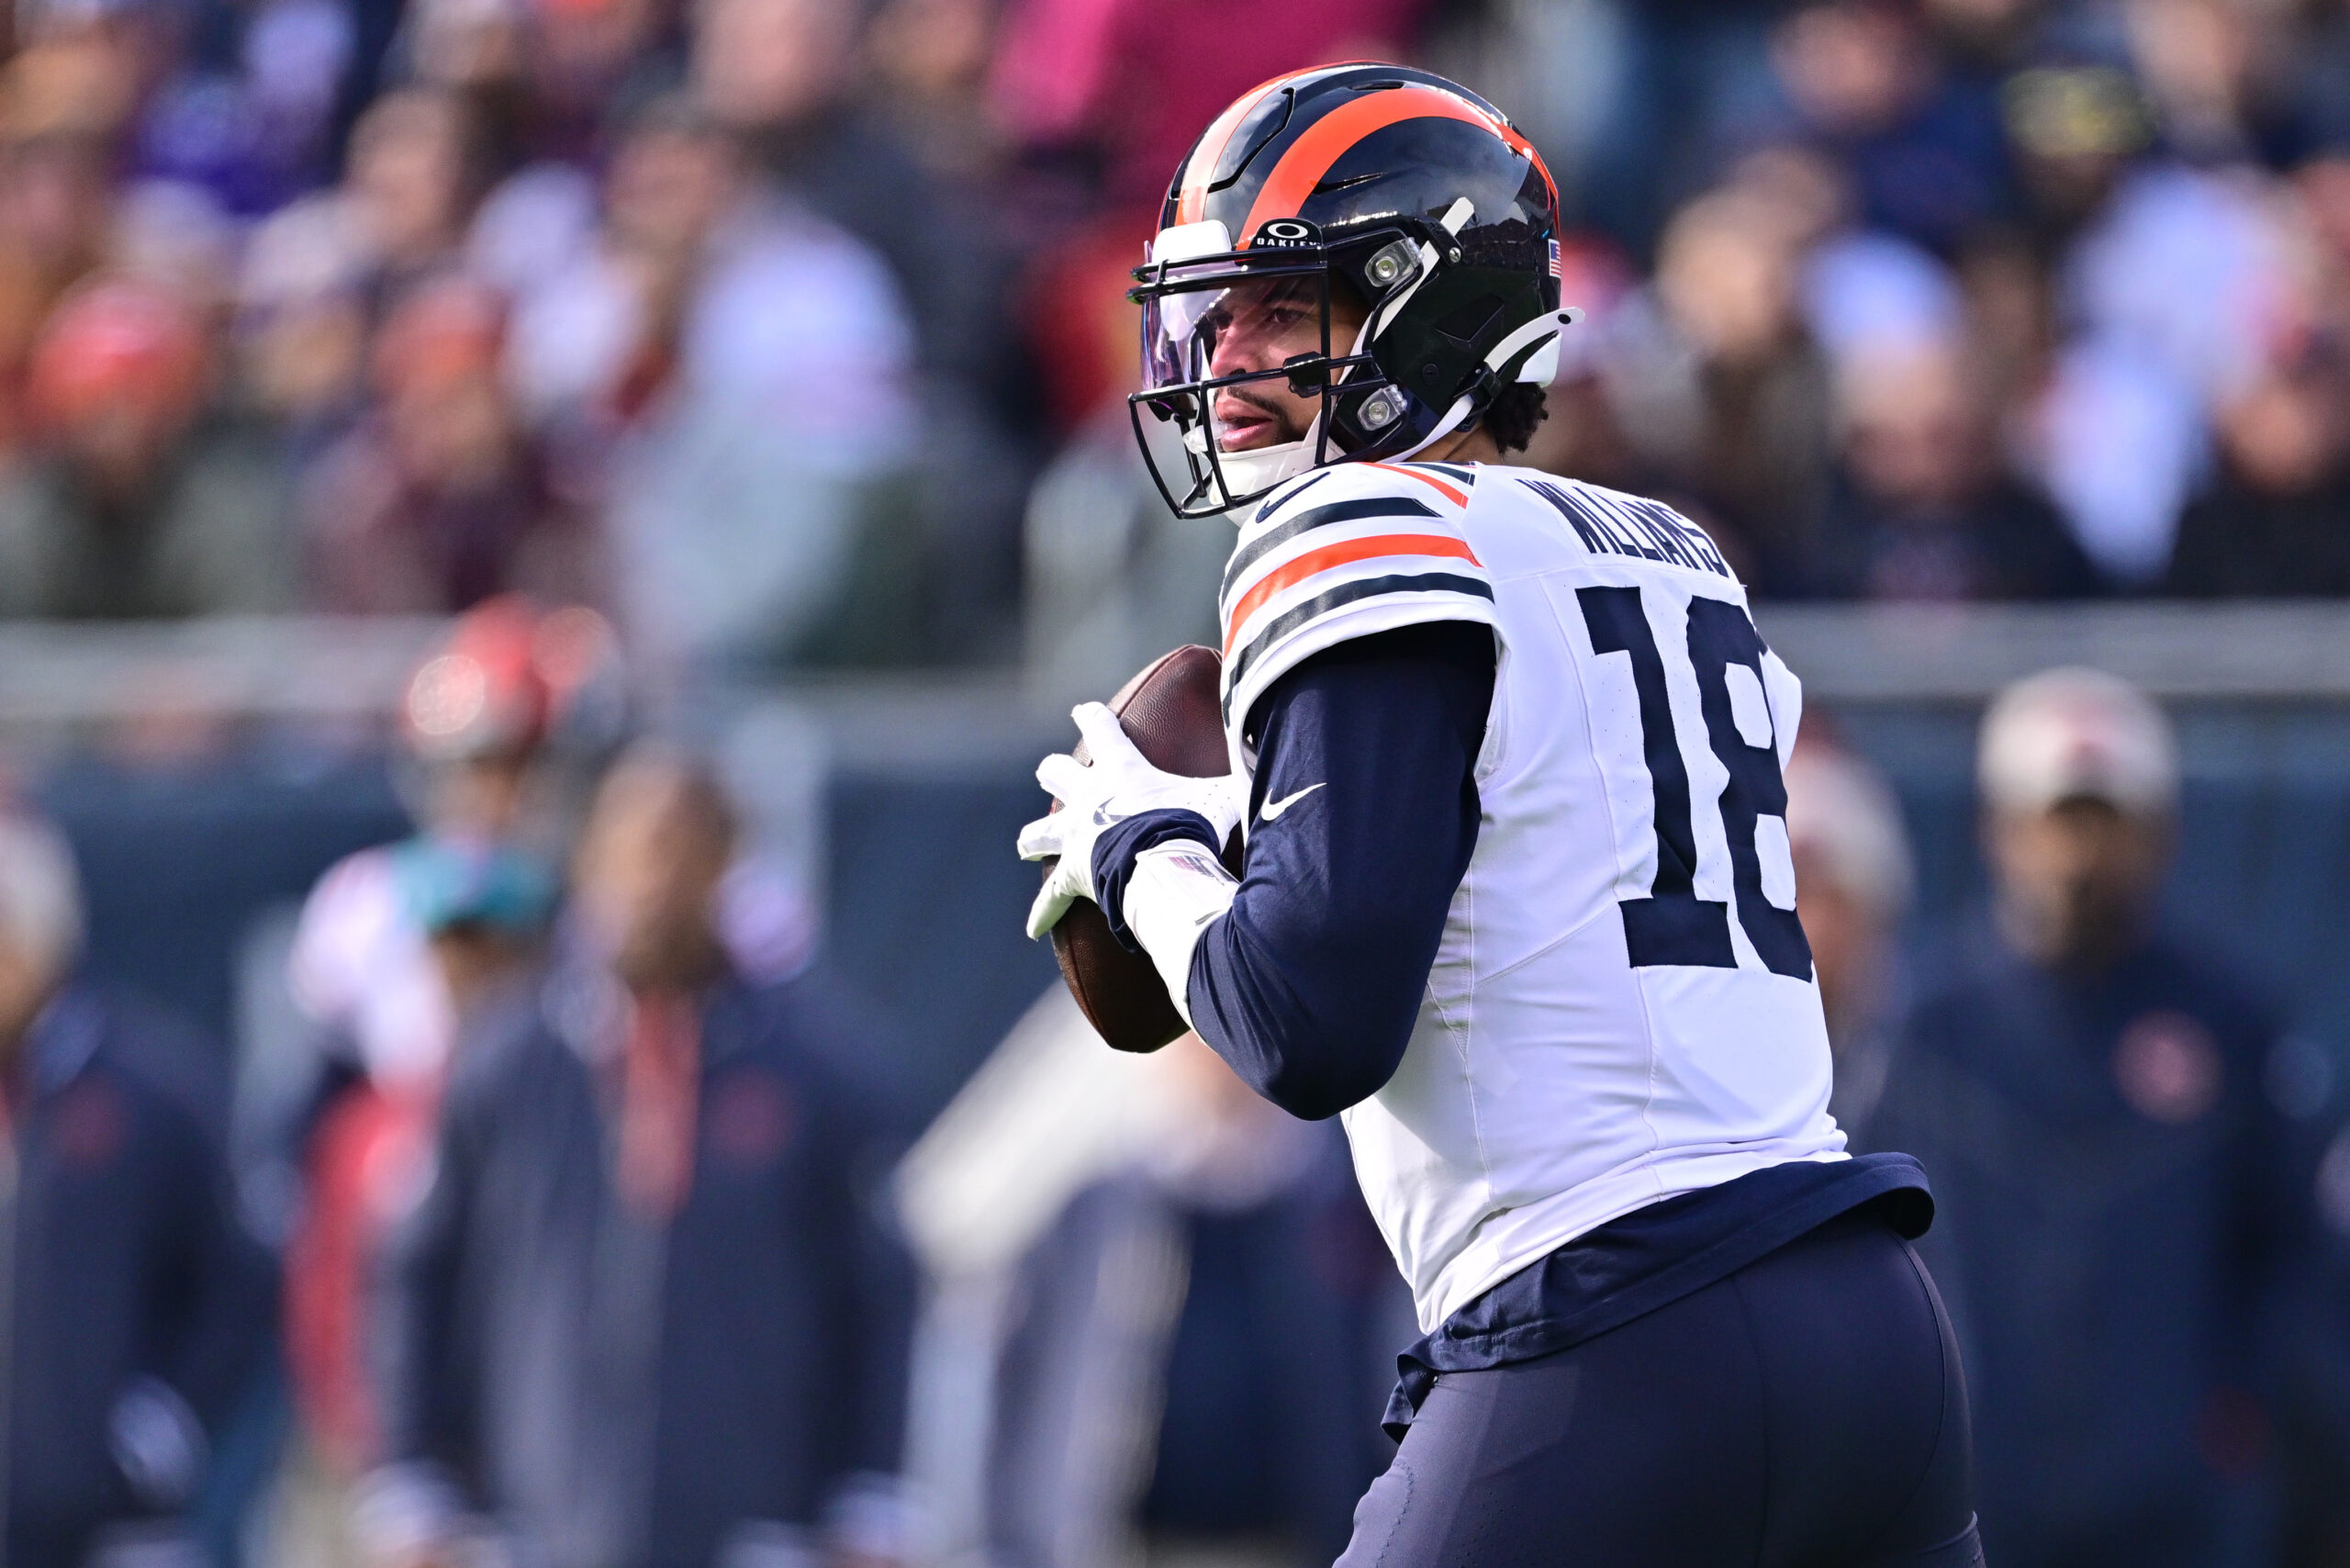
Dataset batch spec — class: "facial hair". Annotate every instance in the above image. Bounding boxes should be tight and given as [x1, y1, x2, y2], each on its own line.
[1214, 383, 1311, 448]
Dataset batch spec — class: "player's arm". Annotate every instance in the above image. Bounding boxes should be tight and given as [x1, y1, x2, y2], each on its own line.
[1017, 466, 1495, 1114]
[1092, 622, 1493, 1118]
[1192, 623, 1493, 1116]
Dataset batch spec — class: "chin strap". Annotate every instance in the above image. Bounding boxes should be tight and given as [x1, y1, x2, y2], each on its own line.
[1199, 305, 1585, 517]
[1197, 407, 1326, 510]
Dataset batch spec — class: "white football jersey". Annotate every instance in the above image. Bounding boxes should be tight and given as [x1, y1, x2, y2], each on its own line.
[1217, 459, 1846, 1330]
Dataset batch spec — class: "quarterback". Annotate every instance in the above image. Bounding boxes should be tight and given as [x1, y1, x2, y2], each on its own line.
[1020, 65, 1981, 1565]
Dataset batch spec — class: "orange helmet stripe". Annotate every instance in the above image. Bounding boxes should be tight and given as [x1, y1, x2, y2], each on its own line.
[1237, 84, 1539, 246]
[1174, 73, 1293, 228]
[1224, 532, 1482, 652]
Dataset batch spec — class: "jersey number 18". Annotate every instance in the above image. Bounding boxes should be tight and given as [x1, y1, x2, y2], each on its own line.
[1578, 586, 1814, 982]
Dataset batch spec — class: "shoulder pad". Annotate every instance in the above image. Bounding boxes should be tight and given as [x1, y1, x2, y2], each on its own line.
[1220, 461, 1496, 743]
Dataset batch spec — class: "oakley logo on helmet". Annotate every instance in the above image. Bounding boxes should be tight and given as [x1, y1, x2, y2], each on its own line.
[1253, 218, 1321, 248]
[1128, 62, 1574, 521]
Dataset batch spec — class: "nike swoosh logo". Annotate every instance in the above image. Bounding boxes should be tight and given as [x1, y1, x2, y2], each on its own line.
[1259, 782, 1326, 822]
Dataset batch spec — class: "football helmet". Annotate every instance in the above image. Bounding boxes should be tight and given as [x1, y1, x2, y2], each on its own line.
[1129, 63, 1579, 518]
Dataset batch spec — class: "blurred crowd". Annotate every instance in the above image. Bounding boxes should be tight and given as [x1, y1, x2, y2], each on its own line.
[0, 0, 2342, 687]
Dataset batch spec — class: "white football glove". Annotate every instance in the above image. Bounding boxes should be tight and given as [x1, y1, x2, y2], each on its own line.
[1017, 701, 1247, 941]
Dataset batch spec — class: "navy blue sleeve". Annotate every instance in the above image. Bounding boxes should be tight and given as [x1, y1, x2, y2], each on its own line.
[1092, 810, 1225, 951]
[1177, 622, 1493, 1119]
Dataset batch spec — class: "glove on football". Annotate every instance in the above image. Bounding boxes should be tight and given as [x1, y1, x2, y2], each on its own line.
[1018, 701, 1247, 940]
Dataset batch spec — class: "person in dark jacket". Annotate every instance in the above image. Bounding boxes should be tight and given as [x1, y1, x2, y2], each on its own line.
[1868, 668, 2347, 1568]
[1811, 342, 2100, 601]
[0, 811, 271, 1568]
[364, 745, 912, 1568]
[2164, 347, 2350, 598]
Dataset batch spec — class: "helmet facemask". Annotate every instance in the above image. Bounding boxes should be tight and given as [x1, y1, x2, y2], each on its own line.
[1128, 218, 1456, 520]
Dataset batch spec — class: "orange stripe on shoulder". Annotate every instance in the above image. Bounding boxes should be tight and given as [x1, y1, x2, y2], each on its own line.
[1237, 85, 1529, 244]
[1223, 532, 1482, 652]
[1176, 75, 1291, 228]
[1362, 462, 1470, 508]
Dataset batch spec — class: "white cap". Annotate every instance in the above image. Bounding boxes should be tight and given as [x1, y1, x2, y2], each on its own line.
[1978, 666, 2177, 817]
[1785, 742, 1914, 924]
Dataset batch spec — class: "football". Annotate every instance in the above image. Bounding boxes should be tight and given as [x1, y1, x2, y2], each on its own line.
[1046, 644, 1235, 1053]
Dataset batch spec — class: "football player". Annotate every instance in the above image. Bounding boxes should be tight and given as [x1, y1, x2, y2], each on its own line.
[1019, 65, 1981, 1565]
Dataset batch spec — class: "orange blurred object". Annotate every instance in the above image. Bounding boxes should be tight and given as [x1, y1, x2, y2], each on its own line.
[403, 594, 556, 762]
[24, 275, 207, 435]
[373, 276, 507, 399]
[284, 1081, 438, 1474]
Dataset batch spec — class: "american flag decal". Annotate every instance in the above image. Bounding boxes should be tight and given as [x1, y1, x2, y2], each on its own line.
[1547, 238, 1561, 278]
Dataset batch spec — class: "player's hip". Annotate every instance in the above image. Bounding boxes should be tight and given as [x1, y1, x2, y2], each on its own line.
[1339, 1207, 1978, 1568]
[1358, 1126, 1848, 1329]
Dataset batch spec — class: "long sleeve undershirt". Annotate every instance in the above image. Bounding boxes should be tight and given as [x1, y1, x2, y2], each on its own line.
[1092, 621, 1495, 1120]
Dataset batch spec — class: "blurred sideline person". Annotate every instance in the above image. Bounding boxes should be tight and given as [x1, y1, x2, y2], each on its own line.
[983, 1033, 1404, 1568]
[274, 599, 610, 1490]
[1784, 736, 1916, 1134]
[363, 745, 914, 1568]
[0, 811, 272, 1567]
[1872, 669, 2349, 1567]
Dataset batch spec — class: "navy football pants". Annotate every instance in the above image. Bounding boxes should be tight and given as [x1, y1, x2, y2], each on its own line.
[1337, 1209, 1983, 1568]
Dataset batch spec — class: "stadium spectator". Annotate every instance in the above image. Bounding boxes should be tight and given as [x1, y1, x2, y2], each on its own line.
[1813, 338, 2100, 599]
[0, 274, 295, 618]
[1868, 668, 2346, 1567]
[298, 274, 602, 613]
[983, 0, 1427, 217]
[984, 1033, 1404, 1568]
[363, 745, 914, 1568]
[229, 80, 498, 452]
[233, 191, 375, 457]
[0, 38, 138, 391]
[692, 0, 974, 376]
[132, 0, 358, 216]
[337, 85, 499, 289]
[2003, 64, 2297, 588]
[1784, 735, 1915, 1134]
[1765, 0, 2014, 254]
[2165, 153, 2350, 598]
[503, 93, 919, 678]
[2165, 340, 2350, 597]
[0, 810, 273, 1568]
[691, 0, 1035, 660]
[1597, 181, 1835, 590]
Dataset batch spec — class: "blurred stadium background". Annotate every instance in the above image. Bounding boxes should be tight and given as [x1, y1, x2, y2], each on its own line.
[6, 0, 2350, 1563]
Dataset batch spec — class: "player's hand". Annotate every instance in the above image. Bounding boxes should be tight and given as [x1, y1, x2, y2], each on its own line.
[1018, 702, 1245, 940]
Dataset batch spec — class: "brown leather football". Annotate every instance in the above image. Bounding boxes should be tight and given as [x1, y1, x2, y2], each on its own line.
[1045, 644, 1235, 1053]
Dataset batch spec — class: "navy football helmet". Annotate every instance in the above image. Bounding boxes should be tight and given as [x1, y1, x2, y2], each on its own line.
[1129, 64, 1578, 518]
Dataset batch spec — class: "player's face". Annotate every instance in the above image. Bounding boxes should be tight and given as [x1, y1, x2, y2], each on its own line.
[1200, 276, 1369, 450]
